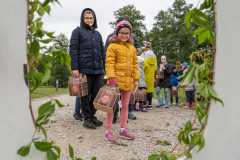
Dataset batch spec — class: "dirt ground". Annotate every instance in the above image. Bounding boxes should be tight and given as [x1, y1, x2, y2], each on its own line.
[32, 94, 198, 160]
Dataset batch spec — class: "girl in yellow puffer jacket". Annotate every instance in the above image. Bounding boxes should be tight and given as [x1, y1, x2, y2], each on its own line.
[105, 21, 139, 143]
[144, 50, 157, 110]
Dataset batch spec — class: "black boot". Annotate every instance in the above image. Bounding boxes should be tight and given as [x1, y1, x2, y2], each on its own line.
[83, 119, 97, 129]
[90, 117, 103, 127]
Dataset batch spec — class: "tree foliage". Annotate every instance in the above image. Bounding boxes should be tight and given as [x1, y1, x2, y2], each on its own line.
[110, 4, 146, 46]
[50, 33, 71, 88]
[145, 0, 196, 65]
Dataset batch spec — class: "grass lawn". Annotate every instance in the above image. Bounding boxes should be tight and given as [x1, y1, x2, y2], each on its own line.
[31, 87, 69, 99]
[153, 87, 187, 105]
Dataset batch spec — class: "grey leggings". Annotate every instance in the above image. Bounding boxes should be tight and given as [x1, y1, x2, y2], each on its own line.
[156, 87, 169, 100]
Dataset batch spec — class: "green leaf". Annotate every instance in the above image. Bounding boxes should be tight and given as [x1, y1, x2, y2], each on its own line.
[193, 27, 208, 36]
[69, 144, 74, 158]
[40, 39, 52, 43]
[208, 85, 224, 106]
[34, 29, 45, 38]
[38, 101, 55, 118]
[113, 142, 128, 146]
[46, 32, 56, 38]
[162, 153, 176, 160]
[91, 157, 97, 160]
[185, 152, 192, 158]
[182, 65, 196, 86]
[17, 142, 32, 156]
[30, 40, 40, 55]
[55, 99, 67, 107]
[163, 141, 172, 146]
[206, 28, 214, 45]
[44, 5, 51, 15]
[42, 0, 50, 7]
[156, 140, 171, 146]
[52, 146, 61, 157]
[37, 7, 45, 16]
[34, 17, 42, 22]
[194, 65, 199, 86]
[47, 149, 58, 160]
[193, 8, 210, 24]
[185, 10, 192, 28]
[38, 125, 48, 140]
[200, 115, 207, 124]
[43, 55, 55, 62]
[161, 155, 169, 160]
[148, 153, 160, 160]
[197, 29, 208, 45]
[41, 68, 51, 83]
[36, 117, 50, 125]
[34, 141, 52, 151]
[198, 136, 205, 152]
[76, 158, 83, 160]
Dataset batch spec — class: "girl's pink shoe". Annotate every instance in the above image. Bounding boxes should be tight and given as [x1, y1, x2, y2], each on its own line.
[119, 129, 135, 140]
[105, 131, 116, 143]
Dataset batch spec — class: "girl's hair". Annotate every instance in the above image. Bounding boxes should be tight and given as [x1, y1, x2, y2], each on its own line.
[145, 42, 152, 49]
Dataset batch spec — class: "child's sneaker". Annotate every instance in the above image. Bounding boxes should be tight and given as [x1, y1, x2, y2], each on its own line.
[105, 131, 116, 143]
[119, 129, 135, 140]
[146, 105, 152, 110]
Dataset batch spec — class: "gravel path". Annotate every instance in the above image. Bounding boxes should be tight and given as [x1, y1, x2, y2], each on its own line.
[32, 94, 198, 160]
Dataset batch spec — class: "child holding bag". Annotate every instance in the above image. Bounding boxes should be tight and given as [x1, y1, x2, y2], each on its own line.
[105, 21, 139, 143]
[155, 55, 172, 108]
[132, 56, 147, 112]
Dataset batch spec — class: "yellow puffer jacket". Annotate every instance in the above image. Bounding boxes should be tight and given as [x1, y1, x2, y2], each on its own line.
[144, 57, 156, 93]
[105, 37, 139, 91]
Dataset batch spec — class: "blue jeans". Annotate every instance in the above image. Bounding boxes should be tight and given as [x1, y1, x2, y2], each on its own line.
[75, 96, 81, 113]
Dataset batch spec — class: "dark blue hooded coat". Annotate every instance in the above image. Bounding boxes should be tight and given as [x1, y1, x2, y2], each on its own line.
[69, 8, 105, 74]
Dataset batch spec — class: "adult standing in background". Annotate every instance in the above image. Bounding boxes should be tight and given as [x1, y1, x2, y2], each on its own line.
[69, 8, 105, 129]
[140, 42, 157, 67]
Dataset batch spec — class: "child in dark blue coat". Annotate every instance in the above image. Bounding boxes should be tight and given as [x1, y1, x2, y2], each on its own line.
[170, 66, 180, 105]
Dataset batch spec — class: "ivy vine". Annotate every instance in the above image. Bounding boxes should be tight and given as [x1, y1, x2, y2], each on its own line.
[17, 0, 223, 160]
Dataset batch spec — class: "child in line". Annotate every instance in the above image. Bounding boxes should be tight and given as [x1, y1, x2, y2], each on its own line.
[155, 55, 172, 108]
[105, 21, 139, 143]
[182, 69, 197, 108]
[132, 56, 147, 112]
[170, 66, 180, 106]
[73, 96, 83, 121]
[144, 50, 157, 110]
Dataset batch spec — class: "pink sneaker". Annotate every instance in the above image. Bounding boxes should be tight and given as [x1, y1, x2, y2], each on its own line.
[105, 131, 116, 143]
[119, 129, 135, 140]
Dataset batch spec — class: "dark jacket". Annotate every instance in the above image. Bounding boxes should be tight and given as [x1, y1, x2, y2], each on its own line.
[104, 32, 140, 51]
[158, 63, 172, 88]
[69, 8, 105, 75]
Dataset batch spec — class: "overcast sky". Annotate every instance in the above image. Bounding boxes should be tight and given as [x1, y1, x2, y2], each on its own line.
[42, 0, 201, 45]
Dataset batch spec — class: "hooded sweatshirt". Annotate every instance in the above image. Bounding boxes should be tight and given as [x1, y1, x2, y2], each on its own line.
[69, 8, 105, 75]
